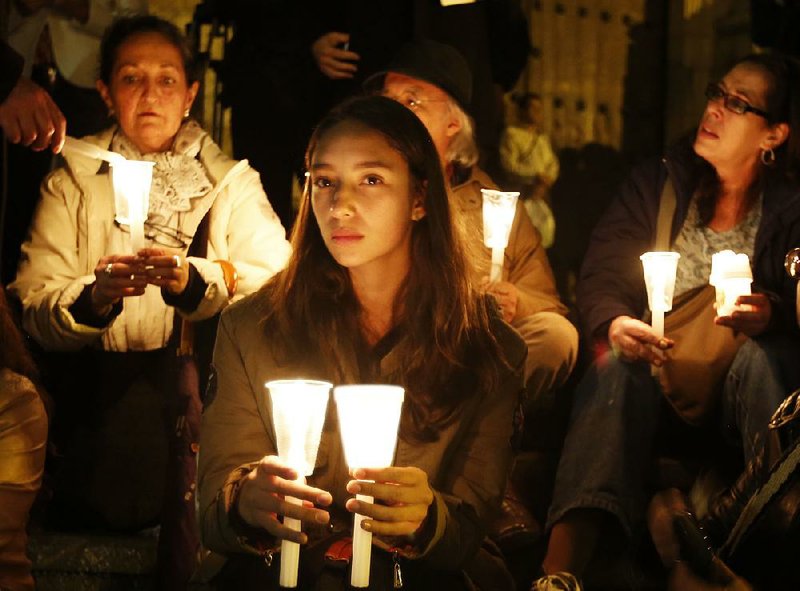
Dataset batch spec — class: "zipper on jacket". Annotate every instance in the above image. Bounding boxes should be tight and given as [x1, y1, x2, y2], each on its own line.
[262, 548, 274, 568]
[392, 549, 403, 588]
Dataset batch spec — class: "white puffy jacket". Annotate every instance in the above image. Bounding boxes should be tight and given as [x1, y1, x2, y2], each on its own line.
[10, 126, 292, 352]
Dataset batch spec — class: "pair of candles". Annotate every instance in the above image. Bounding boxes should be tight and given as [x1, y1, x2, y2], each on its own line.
[267, 380, 405, 588]
[640, 249, 752, 339]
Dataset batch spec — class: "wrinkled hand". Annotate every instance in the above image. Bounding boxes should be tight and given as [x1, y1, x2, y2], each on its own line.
[608, 315, 673, 365]
[92, 255, 147, 313]
[237, 456, 332, 544]
[345, 466, 434, 537]
[138, 248, 189, 296]
[480, 277, 518, 323]
[715, 293, 771, 337]
[0, 77, 66, 152]
[668, 559, 753, 591]
[311, 32, 360, 79]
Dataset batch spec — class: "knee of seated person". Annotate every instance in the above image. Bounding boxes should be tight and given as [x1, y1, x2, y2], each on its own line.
[0, 380, 48, 485]
[573, 350, 655, 404]
[1, 381, 48, 444]
[515, 312, 579, 385]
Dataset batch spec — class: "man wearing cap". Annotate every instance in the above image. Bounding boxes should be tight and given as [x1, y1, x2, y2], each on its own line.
[370, 39, 578, 407]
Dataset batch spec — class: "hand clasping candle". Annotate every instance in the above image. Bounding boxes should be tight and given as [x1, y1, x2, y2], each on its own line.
[266, 379, 332, 588]
[709, 250, 753, 317]
[481, 189, 519, 282]
[334, 385, 405, 588]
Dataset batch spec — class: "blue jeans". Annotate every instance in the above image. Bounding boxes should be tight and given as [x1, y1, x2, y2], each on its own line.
[546, 336, 794, 539]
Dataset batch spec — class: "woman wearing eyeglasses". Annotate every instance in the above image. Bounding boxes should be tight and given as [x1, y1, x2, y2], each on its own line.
[529, 53, 800, 590]
[7, 14, 290, 587]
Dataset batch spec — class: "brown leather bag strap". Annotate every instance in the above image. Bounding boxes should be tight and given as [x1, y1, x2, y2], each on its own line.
[655, 175, 677, 251]
[214, 259, 238, 298]
[176, 212, 210, 356]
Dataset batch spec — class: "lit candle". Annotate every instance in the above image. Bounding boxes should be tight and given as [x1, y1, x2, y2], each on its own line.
[640, 251, 681, 339]
[481, 189, 520, 282]
[709, 250, 752, 317]
[266, 379, 332, 588]
[110, 160, 155, 254]
[334, 385, 405, 588]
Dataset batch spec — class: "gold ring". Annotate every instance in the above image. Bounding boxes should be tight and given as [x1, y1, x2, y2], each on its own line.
[173, 255, 181, 268]
[105, 263, 113, 276]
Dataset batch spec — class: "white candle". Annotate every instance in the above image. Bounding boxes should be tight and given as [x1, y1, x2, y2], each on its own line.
[351, 493, 374, 588]
[640, 251, 680, 370]
[334, 385, 405, 588]
[709, 250, 752, 317]
[280, 495, 303, 588]
[490, 247, 504, 282]
[266, 380, 332, 588]
[640, 251, 680, 319]
[110, 160, 154, 254]
[652, 309, 664, 340]
[482, 190, 519, 283]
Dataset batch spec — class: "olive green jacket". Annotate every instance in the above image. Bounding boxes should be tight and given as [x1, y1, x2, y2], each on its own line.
[198, 291, 526, 573]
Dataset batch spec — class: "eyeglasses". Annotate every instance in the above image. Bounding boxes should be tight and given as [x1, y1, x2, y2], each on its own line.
[385, 90, 448, 112]
[704, 83, 769, 119]
[114, 219, 191, 249]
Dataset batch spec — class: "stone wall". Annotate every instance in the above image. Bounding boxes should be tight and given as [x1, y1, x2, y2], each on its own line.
[664, 0, 751, 145]
[153, 0, 754, 159]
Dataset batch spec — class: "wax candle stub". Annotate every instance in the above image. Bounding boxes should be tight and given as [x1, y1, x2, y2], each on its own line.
[709, 250, 753, 317]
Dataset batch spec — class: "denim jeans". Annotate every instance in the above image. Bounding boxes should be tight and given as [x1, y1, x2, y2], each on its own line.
[546, 336, 795, 539]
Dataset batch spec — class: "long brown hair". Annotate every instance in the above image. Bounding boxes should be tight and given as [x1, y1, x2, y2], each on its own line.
[697, 52, 800, 225]
[260, 96, 506, 442]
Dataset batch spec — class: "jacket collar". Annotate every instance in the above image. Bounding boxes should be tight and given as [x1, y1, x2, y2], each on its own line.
[60, 124, 239, 183]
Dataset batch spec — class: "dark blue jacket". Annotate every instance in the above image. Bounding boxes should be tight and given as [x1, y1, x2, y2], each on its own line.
[576, 140, 800, 344]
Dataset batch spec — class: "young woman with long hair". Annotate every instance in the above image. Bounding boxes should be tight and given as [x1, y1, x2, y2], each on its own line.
[199, 95, 526, 590]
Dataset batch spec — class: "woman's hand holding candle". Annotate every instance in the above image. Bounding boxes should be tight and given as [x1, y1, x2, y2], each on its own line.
[92, 254, 148, 314]
[345, 466, 434, 537]
[714, 293, 772, 337]
[237, 456, 332, 544]
[608, 315, 674, 365]
[138, 248, 190, 296]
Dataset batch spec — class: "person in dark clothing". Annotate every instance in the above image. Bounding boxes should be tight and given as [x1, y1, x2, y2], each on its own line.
[0, 40, 66, 283]
[218, 0, 529, 232]
[530, 53, 800, 591]
[648, 383, 800, 591]
[0, 41, 65, 153]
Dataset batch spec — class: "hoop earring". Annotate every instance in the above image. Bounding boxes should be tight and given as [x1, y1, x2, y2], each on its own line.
[761, 147, 776, 166]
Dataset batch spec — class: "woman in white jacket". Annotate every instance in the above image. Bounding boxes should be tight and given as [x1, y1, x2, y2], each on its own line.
[8, 14, 290, 586]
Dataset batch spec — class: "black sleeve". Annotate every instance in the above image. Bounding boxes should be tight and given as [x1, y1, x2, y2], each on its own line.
[0, 41, 24, 105]
[68, 283, 123, 328]
[575, 159, 664, 341]
[161, 263, 208, 313]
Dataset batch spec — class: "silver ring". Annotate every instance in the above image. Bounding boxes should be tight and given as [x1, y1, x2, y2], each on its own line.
[105, 263, 113, 276]
[173, 255, 181, 268]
